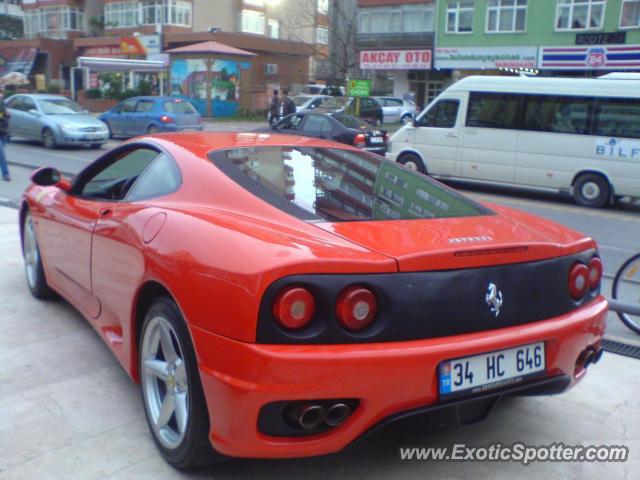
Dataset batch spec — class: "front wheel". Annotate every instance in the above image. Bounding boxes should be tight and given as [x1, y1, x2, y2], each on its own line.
[573, 173, 610, 208]
[612, 253, 640, 335]
[22, 212, 55, 299]
[41, 128, 57, 149]
[139, 297, 223, 468]
[398, 153, 427, 174]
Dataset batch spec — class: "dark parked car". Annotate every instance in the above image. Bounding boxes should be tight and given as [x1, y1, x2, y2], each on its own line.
[265, 111, 388, 155]
[314, 96, 384, 126]
[99, 96, 203, 138]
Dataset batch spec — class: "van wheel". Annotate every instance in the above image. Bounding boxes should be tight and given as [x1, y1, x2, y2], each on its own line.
[398, 153, 426, 174]
[573, 173, 610, 208]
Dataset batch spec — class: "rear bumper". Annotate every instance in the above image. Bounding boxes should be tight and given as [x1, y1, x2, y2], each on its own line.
[192, 296, 607, 459]
[161, 124, 204, 132]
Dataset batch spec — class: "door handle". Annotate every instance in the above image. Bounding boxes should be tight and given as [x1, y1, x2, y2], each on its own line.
[446, 132, 458, 138]
[99, 208, 113, 217]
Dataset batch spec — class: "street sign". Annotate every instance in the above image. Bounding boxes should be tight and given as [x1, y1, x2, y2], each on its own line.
[347, 79, 371, 97]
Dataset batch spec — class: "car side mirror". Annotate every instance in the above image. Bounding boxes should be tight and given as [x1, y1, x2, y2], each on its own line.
[31, 167, 71, 191]
[28, 109, 40, 116]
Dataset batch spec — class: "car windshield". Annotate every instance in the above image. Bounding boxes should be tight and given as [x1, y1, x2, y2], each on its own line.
[210, 146, 491, 222]
[320, 97, 349, 109]
[38, 98, 85, 114]
[293, 96, 313, 106]
[333, 114, 369, 129]
[164, 100, 197, 113]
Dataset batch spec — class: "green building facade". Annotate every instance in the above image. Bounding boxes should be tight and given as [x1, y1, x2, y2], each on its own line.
[435, 0, 640, 74]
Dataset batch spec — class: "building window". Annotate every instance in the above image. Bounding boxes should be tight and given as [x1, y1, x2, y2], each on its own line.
[104, 1, 191, 29]
[555, 0, 605, 30]
[487, 0, 527, 32]
[621, 0, 640, 28]
[238, 9, 265, 34]
[105, 2, 139, 28]
[268, 18, 279, 38]
[446, 1, 474, 33]
[316, 26, 328, 44]
[317, 0, 329, 14]
[24, 6, 85, 39]
[357, 3, 435, 34]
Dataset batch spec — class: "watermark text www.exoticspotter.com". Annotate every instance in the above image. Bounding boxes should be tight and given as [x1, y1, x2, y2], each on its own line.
[399, 443, 629, 466]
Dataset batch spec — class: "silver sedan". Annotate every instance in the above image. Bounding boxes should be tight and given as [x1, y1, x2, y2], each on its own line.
[5, 94, 109, 149]
[375, 96, 418, 124]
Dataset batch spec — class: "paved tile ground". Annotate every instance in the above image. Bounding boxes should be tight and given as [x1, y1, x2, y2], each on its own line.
[0, 205, 639, 479]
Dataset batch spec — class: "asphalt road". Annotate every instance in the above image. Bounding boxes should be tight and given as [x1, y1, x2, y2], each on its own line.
[0, 136, 638, 344]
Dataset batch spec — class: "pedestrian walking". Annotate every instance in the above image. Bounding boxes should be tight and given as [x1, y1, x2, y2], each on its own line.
[0, 90, 10, 182]
[268, 89, 281, 125]
[281, 89, 296, 117]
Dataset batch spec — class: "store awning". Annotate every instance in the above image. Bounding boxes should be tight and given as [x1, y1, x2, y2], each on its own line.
[0, 46, 38, 76]
[76, 57, 167, 72]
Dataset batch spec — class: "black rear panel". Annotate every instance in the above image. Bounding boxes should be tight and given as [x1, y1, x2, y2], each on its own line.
[256, 250, 599, 344]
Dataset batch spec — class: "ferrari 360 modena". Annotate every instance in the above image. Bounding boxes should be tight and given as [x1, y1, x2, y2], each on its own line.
[21, 132, 607, 468]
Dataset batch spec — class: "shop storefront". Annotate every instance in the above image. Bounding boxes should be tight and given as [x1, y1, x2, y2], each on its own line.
[435, 46, 538, 76]
[359, 48, 440, 108]
[538, 44, 640, 74]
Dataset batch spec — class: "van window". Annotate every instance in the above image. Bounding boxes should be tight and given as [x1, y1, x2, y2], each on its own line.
[523, 95, 593, 135]
[417, 99, 459, 128]
[466, 93, 519, 130]
[593, 98, 640, 139]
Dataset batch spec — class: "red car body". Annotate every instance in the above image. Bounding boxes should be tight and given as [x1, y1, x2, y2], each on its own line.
[21, 132, 607, 462]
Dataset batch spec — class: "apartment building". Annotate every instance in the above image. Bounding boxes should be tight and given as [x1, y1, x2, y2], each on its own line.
[355, 0, 445, 106]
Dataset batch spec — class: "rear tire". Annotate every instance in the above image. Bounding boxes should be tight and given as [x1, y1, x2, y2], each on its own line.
[398, 153, 426, 174]
[147, 125, 160, 134]
[139, 297, 224, 468]
[401, 113, 413, 124]
[22, 212, 55, 299]
[42, 128, 56, 149]
[573, 173, 610, 208]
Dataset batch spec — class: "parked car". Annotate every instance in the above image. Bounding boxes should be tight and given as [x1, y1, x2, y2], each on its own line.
[302, 84, 345, 96]
[375, 96, 417, 124]
[315, 96, 384, 126]
[292, 94, 330, 112]
[5, 94, 109, 149]
[99, 96, 203, 138]
[265, 111, 388, 155]
[21, 131, 606, 467]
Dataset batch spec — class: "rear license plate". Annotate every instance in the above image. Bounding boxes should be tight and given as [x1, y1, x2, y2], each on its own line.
[439, 342, 545, 399]
[369, 136, 384, 144]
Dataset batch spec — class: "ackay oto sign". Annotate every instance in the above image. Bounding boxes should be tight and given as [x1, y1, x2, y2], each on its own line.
[359, 49, 432, 70]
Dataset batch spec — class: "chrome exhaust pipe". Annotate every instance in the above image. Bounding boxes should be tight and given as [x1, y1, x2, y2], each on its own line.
[583, 349, 595, 369]
[292, 404, 326, 430]
[325, 403, 351, 427]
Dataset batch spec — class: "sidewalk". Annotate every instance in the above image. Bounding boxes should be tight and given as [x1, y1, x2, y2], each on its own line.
[0, 205, 638, 480]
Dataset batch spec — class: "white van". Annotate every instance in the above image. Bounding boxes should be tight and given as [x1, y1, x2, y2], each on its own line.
[386, 75, 640, 208]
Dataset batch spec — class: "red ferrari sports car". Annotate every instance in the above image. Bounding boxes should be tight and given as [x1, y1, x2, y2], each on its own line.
[21, 132, 607, 468]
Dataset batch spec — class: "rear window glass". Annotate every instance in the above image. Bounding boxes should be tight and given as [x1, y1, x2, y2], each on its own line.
[210, 147, 490, 222]
[333, 114, 368, 129]
[321, 97, 349, 109]
[164, 100, 197, 113]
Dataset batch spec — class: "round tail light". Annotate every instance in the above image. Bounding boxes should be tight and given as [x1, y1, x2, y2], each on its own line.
[272, 287, 315, 329]
[588, 257, 603, 290]
[568, 263, 589, 300]
[336, 286, 377, 331]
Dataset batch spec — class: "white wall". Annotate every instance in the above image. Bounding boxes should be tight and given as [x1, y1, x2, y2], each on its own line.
[392, 70, 409, 97]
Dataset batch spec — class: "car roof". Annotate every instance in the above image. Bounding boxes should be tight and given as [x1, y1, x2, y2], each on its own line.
[18, 94, 70, 100]
[141, 131, 360, 158]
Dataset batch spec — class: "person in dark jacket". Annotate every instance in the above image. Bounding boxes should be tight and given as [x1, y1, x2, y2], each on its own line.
[268, 89, 281, 125]
[0, 91, 10, 181]
[281, 89, 296, 116]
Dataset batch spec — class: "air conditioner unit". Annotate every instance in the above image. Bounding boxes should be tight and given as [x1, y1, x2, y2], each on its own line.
[265, 63, 278, 75]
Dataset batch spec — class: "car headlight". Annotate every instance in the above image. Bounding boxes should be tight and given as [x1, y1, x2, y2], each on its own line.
[60, 123, 80, 134]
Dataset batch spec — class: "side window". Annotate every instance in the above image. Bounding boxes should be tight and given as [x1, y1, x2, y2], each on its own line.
[121, 99, 138, 113]
[6, 97, 23, 110]
[278, 114, 304, 130]
[523, 95, 593, 135]
[126, 153, 181, 201]
[311, 97, 325, 108]
[593, 98, 640, 139]
[301, 115, 332, 133]
[77, 148, 160, 200]
[387, 99, 403, 107]
[418, 99, 460, 128]
[22, 97, 37, 112]
[361, 98, 375, 109]
[466, 93, 520, 130]
[135, 99, 156, 113]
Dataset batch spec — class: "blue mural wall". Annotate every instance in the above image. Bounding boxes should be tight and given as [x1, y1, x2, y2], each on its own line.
[170, 58, 251, 117]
